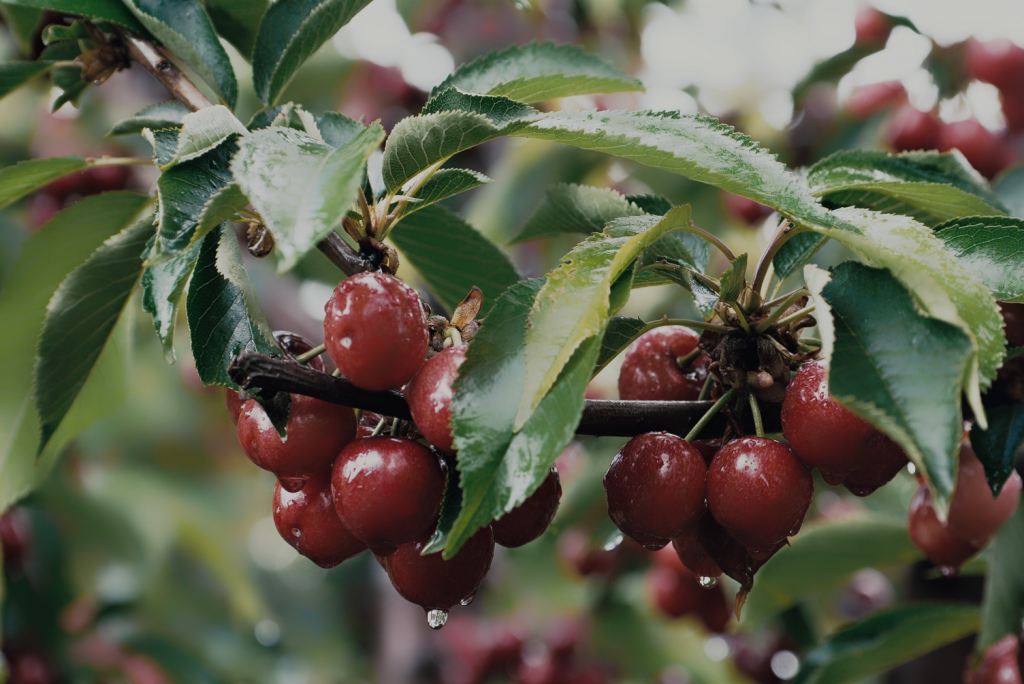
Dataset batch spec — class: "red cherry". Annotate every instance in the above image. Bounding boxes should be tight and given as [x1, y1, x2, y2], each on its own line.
[492, 467, 562, 548]
[323, 271, 428, 391]
[1002, 89, 1024, 133]
[696, 584, 730, 632]
[381, 526, 494, 616]
[273, 330, 326, 372]
[854, 6, 891, 45]
[1003, 303, 1024, 348]
[948, 444, 1022, 545]
[225, 389, 243, 425]
[237, 394, 356, 484]
[0, 508, 32, 569]
[966, 38, 1024, 91]
[514, 649, 565, 684]
[690, 439, 721, 467]
[405, 346, 465, 453]
[604, 432, 707, 550]
[840, 436, 909, 497]
[331, 436, 445, 556]
[966, 634, 1022, 684]
[885, 105, 940, 152]
[907, 484, 981, 576]
[672, 519, 723, 582]
[938, 119, 1010, 179]
[557, 528, 621, 577]
[846, 81, 905, 119]
[273, 475, 366, 568]
[721, 192, 773, 226]
[707, 437, 812, 558]
[618, 327, 711, 402]
[83, 164, 130, 194]
[648, 563, 702, 619]
[7, 650, 57, 684]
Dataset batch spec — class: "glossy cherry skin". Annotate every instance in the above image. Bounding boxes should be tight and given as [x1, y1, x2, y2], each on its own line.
[273, 474, 366, 568]
[604, 432, 707, 550]
[690, 439, 721, 468]
[273, 330, 327, 372]
[332, 437, 445, 556]
[854, 6, 891, 44]
[405, 346, 465, 453]
[885, 105, 940, 152]
[672, 518, 722, 582]
[966, 633, 1022, 684]
[707, 437, 813, 559]
[225, 389, 244, 425]
[237, 394, 357, 486]
[947, 444, 1022, 545]
[382, 526, 495, 612]
[492, 467, 561, 548]
[841, 437, 909, 497]
[618, 327, 711, 402]
[323, 271, 428, 391]
[782, 361, 907, 487]
[908, 484, 982, 576]
[938, 119, 1009, 179]
[847, 81, 905, 119]
[966, 38, 1024, 91]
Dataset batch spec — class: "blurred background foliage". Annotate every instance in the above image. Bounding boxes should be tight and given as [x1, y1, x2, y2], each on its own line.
[2, 0, 1024, 682]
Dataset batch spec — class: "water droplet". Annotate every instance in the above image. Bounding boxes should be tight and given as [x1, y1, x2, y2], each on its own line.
[426, 609, 448, 629]
[602, 531, 624, 551]
[292, 528, 301, 538]
[698, 575, 719, 588]
[939, 565, 959, 578]
[460, 593, 475, 606]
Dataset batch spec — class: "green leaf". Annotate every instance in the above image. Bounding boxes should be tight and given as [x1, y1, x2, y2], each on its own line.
[773, 232, 828, 282]
[792, 44, 881, 103]
[0, 156, 87, 209]
[185, 225, 278, 388]
[399, 169, 491, 218]
[0, 192, 146, 510]
[432, 41, 642, 103]
[389, 205, 519, 315]
[446, 278, 600, 557]
[515, 206, 691, 428]
[978, 500, 1024, 652]
[50, 64, 87, 110]
[144, 128, 181, 166]
[934, 216, 1024, 303]
[232, 123, 385, 272]
[108, 101, 191, 136]
[593, 316, 646, 375]
[742, 515, 922, 628]
[632, 230, 708, 289]
[157, 105, 248, 169]
[34, 210, 155, 452]
[251, 0, 374, 105]
[717, 253, 747, 305]
[971, 404, 1024, 497]
[626, 194, 672, 216]
[42, 21, 88, 44]
[808, 150, 1006, 227]
[141, 240, 203, 363]
[422, 452, 462, 555]
[994, 162, 1024, 219]
[317, 111, 365, 148]
[204, 0, 267, 58]
[1, 5, 44, 55]
[194, 183, 249, 243]
[509, 183, 645, 244]
[793, 604, 980, 684]
[0, 0, 146, 32]
[808, 262, 973, 508]
[692, 277, 719, 319]
[122, 0, 237, 108]
[0, 61, 53, 99]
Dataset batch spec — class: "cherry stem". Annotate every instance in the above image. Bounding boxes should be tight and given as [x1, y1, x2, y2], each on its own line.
[371, 416, 388, 437]
[697, 375, 713, 401]
[656, 318, 734, 334]
[391, 417, 401, 436]
[748, 392, 764, 438]
[683, 222, 736, 262]
[294, 344, 326, 364]
[763, 287, 809, 309]
[754, 289, 809, 334]
[675, 347, 701, 369]
[774, 305, 816, 329]
[751, 220, 799, 294]
[684, 387, 738, 442]
[728, 303, 752, 335]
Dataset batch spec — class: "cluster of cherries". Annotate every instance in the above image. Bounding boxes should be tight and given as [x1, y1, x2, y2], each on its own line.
[227, 272, 562, 629]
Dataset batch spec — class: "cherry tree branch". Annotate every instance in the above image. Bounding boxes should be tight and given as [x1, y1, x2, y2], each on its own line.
[114, 28, 214, 112]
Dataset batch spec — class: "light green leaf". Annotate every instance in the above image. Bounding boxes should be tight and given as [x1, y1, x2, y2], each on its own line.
[978, 500, 1024, 652]
[157, 105, 248, 169]
[432, 41, 642, 103]
[108, 101, 191, 136]
[205, 0, 267, 57]
[0, 0, 146, 32]
[994, 162, 1024, 219]
[141, 241, 203, 363]
[626, 193, 673, 216]
[317, 111, 365, 148]
[0, 156, 87, 209]
[934, 216, 1024, 303]
[252, 0, 374, 105]
[388, 205, 519, 315]
[717, 253, 747, 305]
[509, 182, 645, 244]
[399, 168, 491, 219]
[0, 61, 53, 99]
[773, 232, 828, 282]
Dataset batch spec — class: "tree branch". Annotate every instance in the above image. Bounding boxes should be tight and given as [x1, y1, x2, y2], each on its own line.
[114, 29, 214, 112]
[228, 351, 781, 438]
[316, 231, 367, 277]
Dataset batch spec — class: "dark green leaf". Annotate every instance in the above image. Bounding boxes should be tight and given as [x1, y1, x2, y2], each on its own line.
[388, 205, 520, 315]
[34, 207, 155, 452]
[0, 0, 146, 32]
[971, 404, 1024, 496]
[625, 194, 672, 216]
[0, 61, 53, 99]
[773, 231, 828, 281]
[422, 452, 462, 555]
[205, 0, 267, 58]
[50, 64, 87, 110]
[145, 128, 181, 166]
[0, 156, 87, 209]
[252, 0, 374, 105]
[1, 5, 44, 55]
[247, 105, 287, 131]
[432, 41, 642, 103]
[509, 183, 645, 244]
[317, 111, 364, 148]
[994, 162, 1024, 219]
[141, 240, 203, 363]
[593, 316, 646, 375]
[42, 21, 88, 44]
[400, 169, 491, 218]
[978, 500, 1024, 652]
[108, 101, 190, 136]
[156, 105, 248, 169]
[254, 390, 290, 440]
[717, 253, 747, 305]
[935, 216, 1024, 303]
[122, 0, 238, 108]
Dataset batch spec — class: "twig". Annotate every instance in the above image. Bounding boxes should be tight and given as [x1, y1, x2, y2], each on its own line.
[114, 28, 213, 112]
[316, 231, 365, 276]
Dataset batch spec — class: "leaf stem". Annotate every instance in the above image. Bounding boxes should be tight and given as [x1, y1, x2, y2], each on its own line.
[775, 305, 816, 329]
[728, 303, 752, 335]
[748, 392, 764, 438]
[751, 220, 800, 294]
[754, 289, 810, 334]
[683, 221, 735, 262]
[391, 416, 401, 436]
[763, 287, 808, 309]
[87, 156, 154, 167]
[684, 387, 738, 442]
[294, 344, 326, 364]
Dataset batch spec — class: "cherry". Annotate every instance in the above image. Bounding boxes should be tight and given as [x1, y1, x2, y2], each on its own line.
[966, 38, 1024, 91]
[696, 584, 730, 633]
[690, 439, 721, 467]
[225, 389, 244, 425]
[492, 467, 562, 548]
[648, 563, 701, 619]
[966, 634, 1022, 684]
[557, 528, 621, 577]
[706, 437, 812, 558]
[604, 432, 707, 550]
[1003, 303, 1024, 348]
[618, 327, 711, 402]
[937, 119, 1009, 180]
[854, 6, 891, 45]
[840, 437, 909, 497]
[885, 105, 940, 152]
[947, 444, 1022, 545]
[0, 507, 32, 570]
[323, 271, 428, 391]
[907, 483, 981, 576]
[273, 330, 327, 372]
[331, 436, 445, 555]
[381, 525, 494, 618]
[237, 394, 356, 486]
[846, 81, 905, 119]
[273, 474, 366, 568]
[405, 346, 465, 453]
[1002, 90, 1024, 133]
[782, 360, 907, 488]
[721, 192, 773, 226]
[672, 518, 723, 582]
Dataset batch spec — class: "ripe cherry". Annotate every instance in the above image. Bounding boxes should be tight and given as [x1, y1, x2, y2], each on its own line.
[648, 563, 702, 619]
[966, 38, 1024, 91]
[721, 192, 773, 226]
[937, 119, 1009, 179]
[273, 330, 327, 372]
[672, 518, 722, 583]
[782, 360, 907, 489]
[557, 528, 621, 577]
[405, 346, 465, 453]
[965, 634, 1022, 684]
[840, 437, 909, 497]
[618, 327, 711, 402]
[1002, 90, 1024, 133]
[907, 483, 981, 576]
[707, 437, 812, 558]
[947, 444, 1022, 545]
[382, 526, 495, 623]
[885, 105, 940, 152]
[846, 81, 905, 119]
[225, 390, 244, 425]
[273, 474, 366, 568]
[492, 467, 562, 548]
[332, 436, 445, 556]
[323, 271, 428, 391]
[604, 432, 707, 550]
[690, 439, 721, 467]
[854, 6, 891, 45]
[237, 394, 356, 487]
[0, 507, 32, 570]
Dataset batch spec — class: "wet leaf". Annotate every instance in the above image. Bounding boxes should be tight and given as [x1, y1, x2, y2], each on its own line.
[141, 241, 203, 363]
[0, 156, 87, 209]
[934, 216, 1024, 303]
[108, 101, 191, 136]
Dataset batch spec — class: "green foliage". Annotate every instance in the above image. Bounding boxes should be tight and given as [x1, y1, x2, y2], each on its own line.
[422, 453, 462, 554]
[399, 169, 491, 219]
[773, 232, 828, 281]
[109, 101, 191, 136]
[0, 156, 87, 209]
[510, 183, 646, 244]
[935, 216, 1024, 303]
[978, 501, 1024, 651]
[0, 0, 146, 32]
[432, 41, 643, 103]
[0, 61, 54, 99]
[717, 253, 746, 305]
[994, 162, 1024, 219]
[317, 111, 366, 148]
[158, 105, 248, 169]
[971, 404, 1024, 496]
[251, 0, 374, 104]
[141, 241, 203, 363]
[204, 0, 267, 57]
[145, 128, 182, 167]
[1, 5, 44, 55]
[594, 316, 646, 375]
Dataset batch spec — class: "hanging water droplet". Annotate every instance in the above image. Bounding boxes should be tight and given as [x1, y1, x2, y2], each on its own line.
[460, 593, 476, 606]
[698, 575, 719, 588]
[426, 609, 449, 629]
[602, 531, 624, 551]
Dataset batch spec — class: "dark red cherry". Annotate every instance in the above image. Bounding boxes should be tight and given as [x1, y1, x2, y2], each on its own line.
[690, 439, 721, 468]
[908, 483, 981, 576]
[707, 437, 812, 558]
[938, 119, 1010, 179]
[672, 518, 722, 582]
[492, 467, 561, 548]
[557, 528, 621, 577]
[1003, 303, 1024, 348]
[854, 6, 891, 45]
[885, 105, 939, 152]
[648, 563, 701, 619]
[1002, 90, 1024, 133]
[273, 330, 326, 372]
[323, 271, 428, 391]
[331, 436, 445, 556]
[273, 474, 366, 568]
[604, 432, 707, 550]
[0, 507, 32, 569]
[948, 444, 1022, 545]
[618, 327, 711, 401]
[966, 38, 1024, 91]
[696, 583, 731, 633]
[382, 526, 494, 617]
[966, 634, 1022, 684]
[722, 192, 773, 226]
[237, 394, 356, 484]
[841, 436, 909, 497]
[405, 346, 465, 453]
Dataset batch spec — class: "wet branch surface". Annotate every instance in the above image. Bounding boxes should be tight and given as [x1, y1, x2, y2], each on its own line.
[228, 351, 781, 438]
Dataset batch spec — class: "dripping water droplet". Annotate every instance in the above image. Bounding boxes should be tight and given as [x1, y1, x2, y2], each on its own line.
[698, 575, 719, 588]
[460, 593, 475, 606]
[602, 531, 624, 551]
[426, 609, 448, 629]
